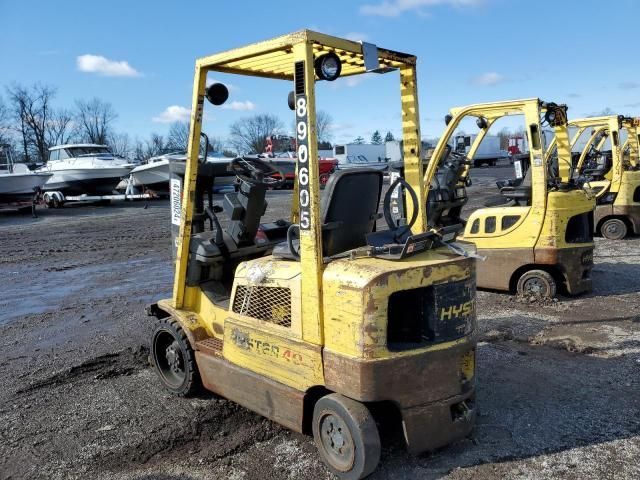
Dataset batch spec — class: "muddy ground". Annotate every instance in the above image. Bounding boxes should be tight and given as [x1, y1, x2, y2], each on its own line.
[1, 164, 639, 479]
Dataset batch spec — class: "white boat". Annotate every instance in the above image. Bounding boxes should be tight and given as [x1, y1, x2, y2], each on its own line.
[127, 152, 236, 192]
[0, 146, 52, 203]
[38, 144, 135, 195]
[129, 155, 171, 189]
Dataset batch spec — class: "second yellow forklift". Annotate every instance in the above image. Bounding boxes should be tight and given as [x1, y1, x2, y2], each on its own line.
[418, 99, 595, 298]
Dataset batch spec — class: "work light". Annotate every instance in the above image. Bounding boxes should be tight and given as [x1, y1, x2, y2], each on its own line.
[314, 52, 342, 81]
[205, 83, 229, 106]
[476, 117, 488, 129]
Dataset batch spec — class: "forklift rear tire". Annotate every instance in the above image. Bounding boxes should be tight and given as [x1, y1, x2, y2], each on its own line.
[600, 218, 627, 240]
[312, 393, 380, 480]
[517, 269, 556, 298]
[151, 319, 201, 397]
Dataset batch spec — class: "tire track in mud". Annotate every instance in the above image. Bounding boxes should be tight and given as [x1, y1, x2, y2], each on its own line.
[92, 400, 286, 474]
[14, 347, 150, 396]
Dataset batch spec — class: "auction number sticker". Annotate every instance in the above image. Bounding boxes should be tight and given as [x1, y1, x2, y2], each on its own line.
[296, 94, 311, 230]
[170, 178, 182, 226]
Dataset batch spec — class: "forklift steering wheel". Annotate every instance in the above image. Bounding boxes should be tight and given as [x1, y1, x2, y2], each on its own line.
[230, 157, 285, 188]
[383, 177, 419, 241]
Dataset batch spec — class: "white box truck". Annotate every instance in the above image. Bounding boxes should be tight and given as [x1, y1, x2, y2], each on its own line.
[452, 134, 508, 167]
[333, 143, 387, 170]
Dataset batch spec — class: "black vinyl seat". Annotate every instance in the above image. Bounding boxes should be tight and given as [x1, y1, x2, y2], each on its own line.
[485, 164, 532, 207]
[273, 169, 384, 259]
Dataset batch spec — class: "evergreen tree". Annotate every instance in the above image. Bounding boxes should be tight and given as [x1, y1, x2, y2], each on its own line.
[384, 131, 395, 142]
[353, 136, 365, 144]
[370, 130, 383, 145]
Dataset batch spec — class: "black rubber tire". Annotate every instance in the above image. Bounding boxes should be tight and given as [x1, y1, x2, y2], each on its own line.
[517, 269, 556, 298]
[600, 218, 627, 240]
[151, 318, 201, 397]
[312, 393, 381, 480]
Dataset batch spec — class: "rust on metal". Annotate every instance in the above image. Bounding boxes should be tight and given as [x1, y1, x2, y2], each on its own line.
[196, 351, 305, 432]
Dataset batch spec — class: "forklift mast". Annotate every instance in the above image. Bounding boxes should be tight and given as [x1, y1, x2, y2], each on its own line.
[171, 30, 429, 339]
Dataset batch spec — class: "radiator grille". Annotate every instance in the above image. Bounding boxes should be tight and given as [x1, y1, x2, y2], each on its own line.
[232, 285, 292, 327]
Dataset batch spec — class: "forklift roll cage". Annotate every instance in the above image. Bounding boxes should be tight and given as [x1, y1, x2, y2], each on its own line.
[545, 115, 640, 195]
[174, 30, 428, 324]
[545, 115, 640, 238]
[421, 98, 594, 295]
[424, 98, 575, 207]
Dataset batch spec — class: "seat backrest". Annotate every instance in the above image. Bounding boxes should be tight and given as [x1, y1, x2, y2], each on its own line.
[321, 169, 383, 256]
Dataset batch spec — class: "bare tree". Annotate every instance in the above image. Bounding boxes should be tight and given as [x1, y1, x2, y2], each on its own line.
[166, 121, 189, 151]
[6, 83, 56, 162]
[0, 95, 11, 146]
[133, 138, 146, 162]
[316, 110, 334, 143]
[46, 108, 74, 147]
[74, 98, 117, 144]
[144, 133, 166, 159]
[229, 114, 283, 154]
[108, 132, 132, 158]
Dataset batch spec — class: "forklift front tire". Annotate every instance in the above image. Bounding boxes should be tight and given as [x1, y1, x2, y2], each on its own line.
[600, 218, 627, 240]
[151, 318, 201, 397]
[517, 269, 556, 298]
[312, 394, 381, 480]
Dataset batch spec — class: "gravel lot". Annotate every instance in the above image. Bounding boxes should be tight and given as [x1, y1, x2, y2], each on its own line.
[1, 164, 639, 479]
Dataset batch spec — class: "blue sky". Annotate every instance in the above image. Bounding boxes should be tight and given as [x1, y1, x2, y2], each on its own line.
[1, 0, 639, 147]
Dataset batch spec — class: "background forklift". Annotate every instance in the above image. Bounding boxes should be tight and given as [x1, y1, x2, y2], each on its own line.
[148, 31, 477, 479]
[546, 115, 640, 239]
[418, 99, 595, 298]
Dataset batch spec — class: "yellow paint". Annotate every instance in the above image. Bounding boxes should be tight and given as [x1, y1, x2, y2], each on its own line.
[460, 350, 475, 381]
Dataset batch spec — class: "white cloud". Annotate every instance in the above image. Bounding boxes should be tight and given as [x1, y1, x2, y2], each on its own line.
[360, 0, 482, 17]
[77, 54, 141, 77]
[152, 105, 191, 123]
[222, 100, 255, 111]
[470, 72, 505, 86]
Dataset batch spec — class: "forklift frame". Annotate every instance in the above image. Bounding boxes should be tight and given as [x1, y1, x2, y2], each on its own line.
[546, 115, 640, 237]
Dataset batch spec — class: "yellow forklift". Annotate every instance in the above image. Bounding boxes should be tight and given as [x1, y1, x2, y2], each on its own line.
[419, 99, 595, 298]
[148, 31, 477, 479]
[546, 115, 640, 239]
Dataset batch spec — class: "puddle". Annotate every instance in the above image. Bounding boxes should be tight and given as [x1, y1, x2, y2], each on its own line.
[0, 258, 173, 326]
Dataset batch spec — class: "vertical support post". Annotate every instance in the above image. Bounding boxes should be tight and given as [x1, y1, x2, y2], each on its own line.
[554, 123, 572, 183]
[399, 63, 426, 233]
[293, 40, 323, 345]
[609, 118, 623, 190]
[525, 103, 547, 213]
[172, 65, 207, 308]
[627, 123, 639, 168]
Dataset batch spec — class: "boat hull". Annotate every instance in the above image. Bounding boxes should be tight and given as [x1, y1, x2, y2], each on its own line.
[0, 173, 52, 202]
[130, 161, 171, 188]
[42, 168, 132, 195]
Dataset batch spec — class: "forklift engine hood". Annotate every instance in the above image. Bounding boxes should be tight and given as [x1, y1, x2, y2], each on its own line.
[321, 248, 477, 453]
